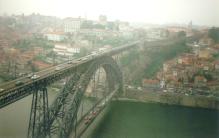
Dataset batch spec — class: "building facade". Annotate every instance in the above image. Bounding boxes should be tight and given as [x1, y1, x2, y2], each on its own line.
[64, 18, 82, 33]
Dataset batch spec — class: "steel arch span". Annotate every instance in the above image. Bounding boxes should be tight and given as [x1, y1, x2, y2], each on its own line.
[32, 56, 123, 138]
[59, 56, 123, 137]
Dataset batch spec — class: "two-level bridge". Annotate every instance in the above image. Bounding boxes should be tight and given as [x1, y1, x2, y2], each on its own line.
[0, 37, 186, 138]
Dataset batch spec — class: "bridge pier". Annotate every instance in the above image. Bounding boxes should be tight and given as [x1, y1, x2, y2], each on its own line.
[28, 87, 50, 138]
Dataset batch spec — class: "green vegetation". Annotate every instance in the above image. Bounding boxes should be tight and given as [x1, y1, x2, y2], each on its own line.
[13, 37, 54, 51]
[193, 70, 213, 81]
[13, 39, 31, 50]
[208, 27, 219, 43]
[177, 31, 186, 38]
[120, 39, 189, 85]
[213, 52, 219, 59]
[120, 49, 140, 66]
[34, 54, 51, 64]
[143, 41, 189, 78]
[0, 74, 15, 82]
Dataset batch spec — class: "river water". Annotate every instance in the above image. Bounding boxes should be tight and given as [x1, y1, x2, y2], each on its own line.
[0, 97, 218, 138]
[0, 88, 97, 138]
[92, 101, 219, 138]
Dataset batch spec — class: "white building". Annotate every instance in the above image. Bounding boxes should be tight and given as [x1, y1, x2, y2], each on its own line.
[44, 32, 66, 41]
[64, 18, 82, 33]
[53, 44, 80, 56]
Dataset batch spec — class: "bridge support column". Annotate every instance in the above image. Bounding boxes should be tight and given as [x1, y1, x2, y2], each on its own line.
[28, 87, 50, 138]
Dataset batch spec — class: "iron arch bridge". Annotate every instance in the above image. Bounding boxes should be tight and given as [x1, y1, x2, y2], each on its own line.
[28, 56, 123, 138]
[0, 38, 186, 138]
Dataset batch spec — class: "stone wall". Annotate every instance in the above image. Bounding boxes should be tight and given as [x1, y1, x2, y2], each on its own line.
[122, 89, 219, 110]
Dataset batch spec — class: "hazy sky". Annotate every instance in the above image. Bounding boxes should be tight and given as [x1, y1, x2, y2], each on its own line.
[0, 0, 219, 26]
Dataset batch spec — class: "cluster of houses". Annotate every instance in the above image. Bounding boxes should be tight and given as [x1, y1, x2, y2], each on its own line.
[40, 15, 137, 60]
[142, 35, 219, 92]
[42, 15, 133, 41]
[0, 14, 137, 78]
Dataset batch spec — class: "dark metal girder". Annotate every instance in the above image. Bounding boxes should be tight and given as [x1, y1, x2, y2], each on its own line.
[58, 56, 123, 137]
[0, 65, 89, 109]
[27, 86, 49, 138]
[31, 56, 123, 138]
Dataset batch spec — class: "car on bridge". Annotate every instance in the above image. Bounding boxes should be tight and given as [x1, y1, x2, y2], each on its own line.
[84, 115, 93, 125]
[67, 61, 72, 64]
[18, 73, 27, 77]
[81, 57, 88, 61]
[84, 119, 90, 125]
[101, 102, 105, 106]
[55, 66, 64, 71]
[0, 88, 4, 92]
[91, 110, 98, 115]
[90, 52, 98, 56]
[137, 87, 142, 91]
[15, 81, 24, 86]
[91, 51, 98, 54]
[31, 75, 40, 80]
[67, 59, 76, 64]
[167, 87, 174, 92]
[55, 66, 62, 71]
[27, 73, 34, 78]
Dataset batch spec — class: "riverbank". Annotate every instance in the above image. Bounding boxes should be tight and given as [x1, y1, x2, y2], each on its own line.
[80, 90, 219, 138]
[119, 89, 219, 110]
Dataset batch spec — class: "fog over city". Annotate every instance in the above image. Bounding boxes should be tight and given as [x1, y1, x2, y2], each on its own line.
[1, 0, 219, 26]
[0, 0, 219, 138]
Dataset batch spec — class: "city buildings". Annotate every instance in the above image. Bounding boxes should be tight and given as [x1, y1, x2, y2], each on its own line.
[155, 35, 219, 91]
[44, 31, 66, 41]
[64, 17, 82, 33]
[53, 43, 80, 56]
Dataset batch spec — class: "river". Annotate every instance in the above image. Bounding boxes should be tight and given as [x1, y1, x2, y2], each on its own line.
[0, 88, 97, 138]
[91, 101, 219, 138]
[0, 97, 218, 138]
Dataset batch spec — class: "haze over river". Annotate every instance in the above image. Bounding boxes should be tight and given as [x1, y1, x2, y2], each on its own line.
[0, 94, 218, 138]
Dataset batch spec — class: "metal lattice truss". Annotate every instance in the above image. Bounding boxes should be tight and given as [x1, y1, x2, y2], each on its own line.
[28, 86, 49, 138]
[29, 56, 123, 138]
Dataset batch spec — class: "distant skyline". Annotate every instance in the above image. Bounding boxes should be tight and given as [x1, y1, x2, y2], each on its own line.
[0, 0, 219, 27]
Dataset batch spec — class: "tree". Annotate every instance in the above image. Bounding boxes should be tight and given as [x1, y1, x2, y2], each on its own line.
[208, 27, 219, 43]
[177, 31, 186, 38]
[93, 24, 105, 29]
